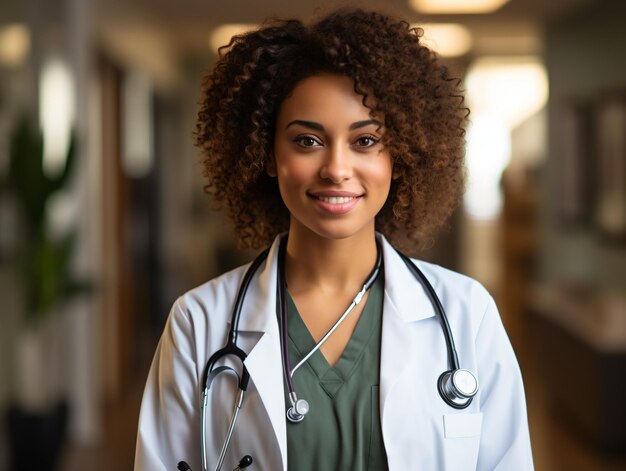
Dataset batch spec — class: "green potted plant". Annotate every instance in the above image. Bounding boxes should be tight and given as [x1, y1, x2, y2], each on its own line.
[0, 116, 88, 470]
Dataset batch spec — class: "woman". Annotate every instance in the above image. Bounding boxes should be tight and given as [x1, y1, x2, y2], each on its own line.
[135, 8, 533, 471]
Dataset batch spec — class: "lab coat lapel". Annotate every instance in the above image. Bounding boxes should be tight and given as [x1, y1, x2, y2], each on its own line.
[235, 237, 287, 470]
[378, 236, 436, 420]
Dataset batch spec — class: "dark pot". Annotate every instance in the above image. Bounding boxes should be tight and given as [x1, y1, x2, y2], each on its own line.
[6, 400, 69, 471]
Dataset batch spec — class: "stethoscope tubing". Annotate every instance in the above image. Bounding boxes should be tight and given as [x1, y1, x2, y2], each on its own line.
[396, 251, 460, 370]
[277, 238, 383, 384]
[290, 287, 367, 376]
[199, 247, 270, 471]
[276, 240, 296, 398]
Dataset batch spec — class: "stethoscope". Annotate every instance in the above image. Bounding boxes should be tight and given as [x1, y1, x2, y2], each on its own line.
[178, 238, 478, 471]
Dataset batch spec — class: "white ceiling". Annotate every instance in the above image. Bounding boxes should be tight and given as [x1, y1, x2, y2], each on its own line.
[0, 0, 597, 91]
[93, 0, 595, 57]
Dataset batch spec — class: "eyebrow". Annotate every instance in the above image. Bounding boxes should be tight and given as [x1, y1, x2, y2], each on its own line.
[285, 119, 382, 131]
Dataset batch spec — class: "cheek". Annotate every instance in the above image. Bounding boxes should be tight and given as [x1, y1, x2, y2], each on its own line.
[275, 156, 316, 188]
[366, 156, 394, 190]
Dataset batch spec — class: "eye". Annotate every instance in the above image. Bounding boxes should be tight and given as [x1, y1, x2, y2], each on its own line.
[354, 135, 379, 148]
[294, 135, 322, 148]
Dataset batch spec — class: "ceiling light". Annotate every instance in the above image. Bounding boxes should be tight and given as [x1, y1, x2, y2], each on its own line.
[465, 56, 548, 129]
[0, 24, 30, 67]
[122, 70, 153, 178]
[463, 56, 548, 219]
[40, 57, 75, 177]
[209, 24, 257, 54]
[409, 0, 510, 14]
[419, 23, 472, 57]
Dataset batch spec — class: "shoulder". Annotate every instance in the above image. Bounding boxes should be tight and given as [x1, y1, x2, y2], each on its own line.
[379, 234, 495, 334]
[172, 263, 252, 327]
[411, 259, 492, 306]
[406, 257, 495, 336]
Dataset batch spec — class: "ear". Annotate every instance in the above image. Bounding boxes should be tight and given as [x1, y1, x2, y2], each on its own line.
[265, 152, 278, 177]
[392, 164, 401, 181]
[266, 158, 277, 177]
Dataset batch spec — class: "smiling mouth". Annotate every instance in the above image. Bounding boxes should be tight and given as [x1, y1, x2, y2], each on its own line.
[309, 192, 362, 214]
[315, 195, 356, 204]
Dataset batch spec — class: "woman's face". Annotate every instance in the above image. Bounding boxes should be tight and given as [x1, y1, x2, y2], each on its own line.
[270, 74, 393, 243]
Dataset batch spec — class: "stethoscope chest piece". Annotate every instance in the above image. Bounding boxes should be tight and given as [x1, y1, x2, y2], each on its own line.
[286, 397, 310, 423]
[438, 368, 478, 409]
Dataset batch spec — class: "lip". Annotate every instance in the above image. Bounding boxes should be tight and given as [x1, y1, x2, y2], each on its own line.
[308, 190, 363, 215]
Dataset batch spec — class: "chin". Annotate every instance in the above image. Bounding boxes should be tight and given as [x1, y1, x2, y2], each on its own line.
[299, 220, 375, 242]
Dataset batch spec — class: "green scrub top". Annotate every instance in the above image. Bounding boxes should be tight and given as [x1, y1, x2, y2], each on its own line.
[285, 274, 388, 470]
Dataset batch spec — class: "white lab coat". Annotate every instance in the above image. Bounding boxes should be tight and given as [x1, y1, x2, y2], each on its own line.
[135, 235, 534, 470]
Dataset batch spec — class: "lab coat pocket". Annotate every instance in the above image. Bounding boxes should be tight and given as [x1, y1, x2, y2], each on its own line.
[441, 413, 482, 471]
[443, 412, 483, 438]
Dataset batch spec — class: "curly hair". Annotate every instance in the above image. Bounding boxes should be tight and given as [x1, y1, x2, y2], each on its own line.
[196, 8, 468, 251]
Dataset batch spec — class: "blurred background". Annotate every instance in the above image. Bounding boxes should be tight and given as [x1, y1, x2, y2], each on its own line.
[0, 0, 625, 469]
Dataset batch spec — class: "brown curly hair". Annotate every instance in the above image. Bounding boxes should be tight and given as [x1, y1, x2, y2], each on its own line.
[195, 8, 468, 251]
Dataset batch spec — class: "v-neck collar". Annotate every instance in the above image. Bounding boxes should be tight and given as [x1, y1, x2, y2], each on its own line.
[286, 274, 384, 390]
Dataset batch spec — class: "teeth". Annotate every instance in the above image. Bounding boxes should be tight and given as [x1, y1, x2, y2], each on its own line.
[317, 196, 354, 204]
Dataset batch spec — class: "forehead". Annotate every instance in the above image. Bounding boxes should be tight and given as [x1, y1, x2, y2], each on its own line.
[276, 74, 375, 125]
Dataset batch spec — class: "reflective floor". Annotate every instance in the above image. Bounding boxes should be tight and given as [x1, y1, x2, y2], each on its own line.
[522, 346, 626, 471]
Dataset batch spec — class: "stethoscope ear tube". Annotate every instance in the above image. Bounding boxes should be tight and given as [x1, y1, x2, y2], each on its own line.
[213, 388, 246, 471]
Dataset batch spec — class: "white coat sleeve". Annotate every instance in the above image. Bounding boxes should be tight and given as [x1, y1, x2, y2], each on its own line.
[134, 299, 201, 471]
[475, 297, 534, 471]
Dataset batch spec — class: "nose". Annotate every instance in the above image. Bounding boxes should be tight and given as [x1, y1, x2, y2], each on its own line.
[319, 143, 353, 183]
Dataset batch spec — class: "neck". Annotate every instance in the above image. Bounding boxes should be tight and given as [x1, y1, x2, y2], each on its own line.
[284, 226, 378, 295]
